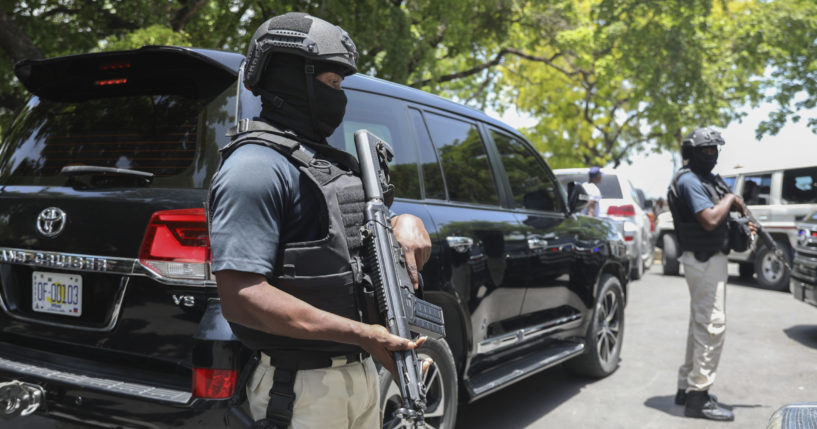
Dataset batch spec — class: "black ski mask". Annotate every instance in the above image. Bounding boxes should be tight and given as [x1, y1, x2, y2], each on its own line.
[689, 147, 718, 175]
[257, 56, 347, 141]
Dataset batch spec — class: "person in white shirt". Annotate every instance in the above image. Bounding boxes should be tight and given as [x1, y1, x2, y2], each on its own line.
[582, 166, 603, 217]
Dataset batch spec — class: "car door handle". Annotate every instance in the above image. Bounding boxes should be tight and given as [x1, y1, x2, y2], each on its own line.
[527, 236, 548, 250]
[446, 236, 474, 253]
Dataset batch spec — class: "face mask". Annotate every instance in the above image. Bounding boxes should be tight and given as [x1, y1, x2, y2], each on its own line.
[309, 80, 347, 138]
[690, 148, 718, 175]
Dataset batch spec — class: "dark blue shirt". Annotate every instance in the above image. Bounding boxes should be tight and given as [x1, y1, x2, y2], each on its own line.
[209, 144, 321, 280]
[677, 171, 716, 215]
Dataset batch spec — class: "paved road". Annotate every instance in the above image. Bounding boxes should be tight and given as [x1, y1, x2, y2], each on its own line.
[10, 263, 817, 428]
[455, 264, 817, 429]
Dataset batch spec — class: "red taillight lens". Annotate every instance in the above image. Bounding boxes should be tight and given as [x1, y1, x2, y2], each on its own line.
[193, 368, 237, 399]
[607, 204, 636, 217]
[94, 78, 128, 86]
[624, 235, 635, 242]
[138, 208, 211, 280]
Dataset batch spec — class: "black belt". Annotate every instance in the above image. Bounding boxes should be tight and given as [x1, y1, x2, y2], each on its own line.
[261, 351, 369, 370]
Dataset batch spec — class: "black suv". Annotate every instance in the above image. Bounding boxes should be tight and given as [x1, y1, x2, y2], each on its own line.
[0, 46, 630, 428]
[791, 210, 817, 308]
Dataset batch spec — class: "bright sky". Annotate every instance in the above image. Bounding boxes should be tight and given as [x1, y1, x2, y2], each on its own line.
[497, 104, 817, 199]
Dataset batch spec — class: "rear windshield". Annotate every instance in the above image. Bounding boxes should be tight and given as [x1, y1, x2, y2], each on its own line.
[0, 87, 234, 188]
[556, 173, 623, 199]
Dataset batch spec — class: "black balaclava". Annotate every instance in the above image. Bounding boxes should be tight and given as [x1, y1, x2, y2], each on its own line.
[688, 146, 718, 175]
[257, 55, 347, 142]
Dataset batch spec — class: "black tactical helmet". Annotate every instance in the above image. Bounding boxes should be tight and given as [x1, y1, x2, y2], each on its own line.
[244, 12, 358, 92]
[681, 127, 725, 159]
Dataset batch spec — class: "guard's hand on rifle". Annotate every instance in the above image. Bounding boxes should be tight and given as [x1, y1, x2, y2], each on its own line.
[391, 214, 431, 290]
[730, 194, 748, 216]
[360, 324, 428, 380]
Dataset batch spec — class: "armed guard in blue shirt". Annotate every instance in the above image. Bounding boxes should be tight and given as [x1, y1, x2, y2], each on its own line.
[208, 12, 432, 429]
[667, 127, 755, 422]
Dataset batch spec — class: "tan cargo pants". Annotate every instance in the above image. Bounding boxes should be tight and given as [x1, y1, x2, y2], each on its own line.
[677, 251, 728, 392]
[247, 353, 380, 429]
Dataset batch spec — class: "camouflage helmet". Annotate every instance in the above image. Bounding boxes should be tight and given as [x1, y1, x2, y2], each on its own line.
[244, 12, 358, 92]
[682, 127, 726, 148]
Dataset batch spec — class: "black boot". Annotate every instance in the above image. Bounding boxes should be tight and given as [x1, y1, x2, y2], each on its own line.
[684, 390, 734, 421]
[675, 389, 718, 405]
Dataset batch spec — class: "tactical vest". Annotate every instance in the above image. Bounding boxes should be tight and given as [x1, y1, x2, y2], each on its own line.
[667, 168, 730, 256]
[211, 121, 368, 358]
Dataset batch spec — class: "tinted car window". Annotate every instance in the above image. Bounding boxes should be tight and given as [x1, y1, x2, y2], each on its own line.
[742, 174, 772, 205]
[424, 112, 498, 205]
[555, 173, 623, 199]
[492, 130, 563, 212]
[408, 108, 445, 200]
[0, 91, 230, 188]
[327, 90, 420, 200]
[782, 167, 817, 204]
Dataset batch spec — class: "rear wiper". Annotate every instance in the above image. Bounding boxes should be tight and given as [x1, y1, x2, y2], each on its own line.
[60, 165, 154, 179]
[60, 165, 154, 188]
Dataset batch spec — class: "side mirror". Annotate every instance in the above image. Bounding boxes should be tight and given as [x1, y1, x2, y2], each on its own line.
[567, 181, 589, 214]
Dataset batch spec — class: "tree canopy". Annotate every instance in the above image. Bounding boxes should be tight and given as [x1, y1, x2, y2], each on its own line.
[1, 0, 815, 168]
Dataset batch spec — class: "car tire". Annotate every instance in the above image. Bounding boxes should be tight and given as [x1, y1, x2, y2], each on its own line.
[565, 273, 624, 378]
[662, 233, 680, 276]
[379, 338, 458, 429]
[738, 262, 754, 279]
[631, 249, 644, 280]
[754, 241, 792, 291]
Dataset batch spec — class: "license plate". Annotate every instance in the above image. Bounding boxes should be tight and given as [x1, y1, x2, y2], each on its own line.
[32, 271, 82, 317]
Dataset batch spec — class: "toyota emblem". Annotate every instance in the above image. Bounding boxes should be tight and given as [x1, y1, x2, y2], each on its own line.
[36, 207, 67, 238]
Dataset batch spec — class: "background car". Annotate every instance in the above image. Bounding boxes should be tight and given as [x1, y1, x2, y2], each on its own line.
[791, 210, 817, 308]
[555, 168, 655, 280]
[0, 46, 631, 429]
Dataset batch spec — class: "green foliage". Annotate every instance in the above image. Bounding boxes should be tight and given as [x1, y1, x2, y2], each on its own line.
[2, 0, 816, 166]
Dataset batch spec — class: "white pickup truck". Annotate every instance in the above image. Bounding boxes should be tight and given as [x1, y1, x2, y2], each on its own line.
[656, 164, 817, 290]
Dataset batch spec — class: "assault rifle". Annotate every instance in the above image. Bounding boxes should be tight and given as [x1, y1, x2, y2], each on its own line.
[354, 129, 446, 428]
[713, 175, 791, 271]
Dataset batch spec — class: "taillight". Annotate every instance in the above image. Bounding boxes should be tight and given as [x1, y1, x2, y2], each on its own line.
[193, 368, 237, 399]
[607, 204, 636, 217]
[623, 230, 636, 242]
[138, 208, 211, 280]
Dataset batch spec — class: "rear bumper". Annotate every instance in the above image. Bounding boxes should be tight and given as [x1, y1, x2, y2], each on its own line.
[0, 350, 233, 428]
[790, 278, 817, 308]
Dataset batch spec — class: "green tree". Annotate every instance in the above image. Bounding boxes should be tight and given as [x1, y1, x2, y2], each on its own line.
[0, 0, 514, 135]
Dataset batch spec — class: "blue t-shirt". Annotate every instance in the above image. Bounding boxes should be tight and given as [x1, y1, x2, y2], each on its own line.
[209, 144, 321, 280]
[676, 171, 715, 215]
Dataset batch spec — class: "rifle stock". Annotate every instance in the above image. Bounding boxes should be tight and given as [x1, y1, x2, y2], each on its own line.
[354, 129, 445, 428]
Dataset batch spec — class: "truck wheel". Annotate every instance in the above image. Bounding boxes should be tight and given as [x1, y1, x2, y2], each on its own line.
[565, 274, 624, 378]
[754, 241, 792, 291]
[662, 233, 680, 276]
[738, 262, 754, 279]
[379, 338, 458, 429]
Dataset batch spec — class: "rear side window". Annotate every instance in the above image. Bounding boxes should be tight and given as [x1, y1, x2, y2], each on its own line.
[782, 167, 817, 204]
[327, 90, 420, 200]
[0, 88, 233, 189]
[742, 174, 772, 205]
[408, 108, 445, 200]
[492, 130, 563, 212]
[554, 172, 623, 199]
[424, 112, 498, 206]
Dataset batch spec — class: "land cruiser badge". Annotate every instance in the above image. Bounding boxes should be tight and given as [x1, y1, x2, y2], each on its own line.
[37, 207, 67, 238]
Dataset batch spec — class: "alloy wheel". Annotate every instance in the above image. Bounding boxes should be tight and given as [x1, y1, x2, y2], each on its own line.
[382, 351, 446, 429]
[595, 289, 622, 366]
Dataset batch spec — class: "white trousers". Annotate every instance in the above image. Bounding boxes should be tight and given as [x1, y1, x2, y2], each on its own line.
[677, 251, 728, 392]
[247, 353, 380, 429]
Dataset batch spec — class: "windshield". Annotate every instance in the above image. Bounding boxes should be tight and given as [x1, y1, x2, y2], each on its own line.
[0, 90, 232, 189]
